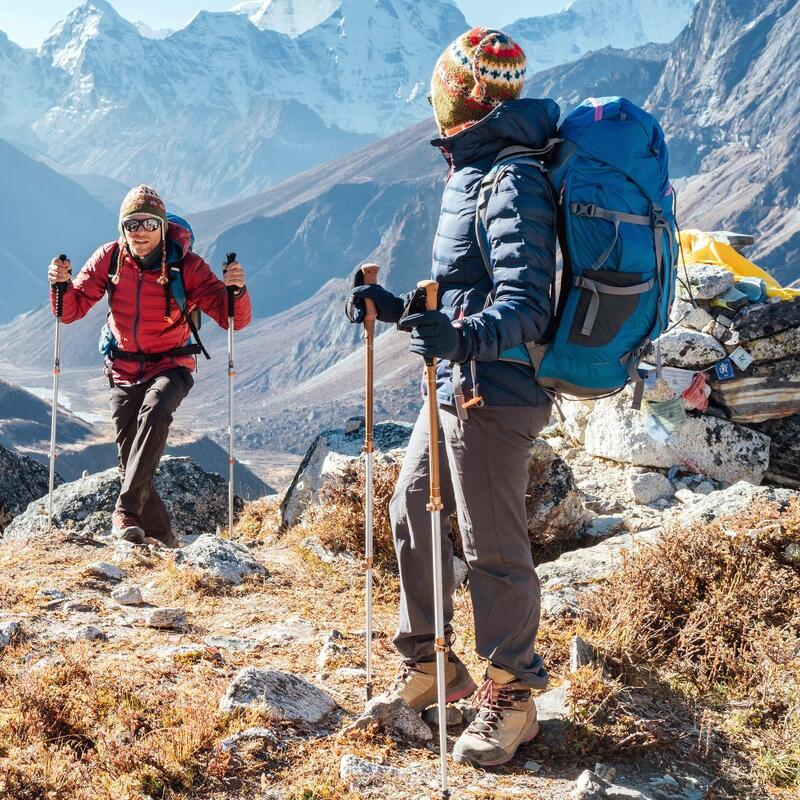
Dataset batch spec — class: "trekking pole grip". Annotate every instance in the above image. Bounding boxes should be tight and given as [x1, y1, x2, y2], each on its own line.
[55, 254, 69, 318]
[360, 263, 380, 335]
[224, 252, 236, 318]
[418, 279, 438, 312]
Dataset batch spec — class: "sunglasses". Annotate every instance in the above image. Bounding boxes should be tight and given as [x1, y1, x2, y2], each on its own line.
[122, 217, 162, 233]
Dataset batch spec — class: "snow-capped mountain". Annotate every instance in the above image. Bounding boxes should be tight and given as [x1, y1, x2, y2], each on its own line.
[133, 21, 175, 39]
[231, 0, 340, 37]
[0, 0, 701, 211]
[509, 0, 697, 74]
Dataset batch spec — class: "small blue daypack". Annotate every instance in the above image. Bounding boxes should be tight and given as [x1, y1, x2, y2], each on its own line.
[476, 96, 678, 406]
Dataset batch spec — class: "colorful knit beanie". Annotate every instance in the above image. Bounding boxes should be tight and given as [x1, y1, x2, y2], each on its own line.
[117, 184, 169, 285]
[431, 27, 526, 135]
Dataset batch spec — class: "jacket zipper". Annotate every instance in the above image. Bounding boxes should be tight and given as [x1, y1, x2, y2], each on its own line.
[133, 267, 145, 380]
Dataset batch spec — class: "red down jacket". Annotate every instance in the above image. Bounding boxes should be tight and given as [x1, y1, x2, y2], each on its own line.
[50, 238, 252, 386]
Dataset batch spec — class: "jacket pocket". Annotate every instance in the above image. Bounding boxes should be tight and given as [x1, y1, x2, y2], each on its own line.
[567, 269, 655, 348]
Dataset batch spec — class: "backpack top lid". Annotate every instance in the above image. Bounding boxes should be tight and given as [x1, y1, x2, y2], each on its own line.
[559, 96, 671, 203]
[166, 213, 194, 256]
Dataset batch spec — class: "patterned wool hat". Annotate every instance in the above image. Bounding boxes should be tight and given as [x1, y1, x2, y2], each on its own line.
[431, 27, 526, 135]
[117, 184, 169, 285]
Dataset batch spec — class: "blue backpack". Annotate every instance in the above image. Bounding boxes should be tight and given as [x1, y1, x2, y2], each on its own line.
[476, 96, 677, 406]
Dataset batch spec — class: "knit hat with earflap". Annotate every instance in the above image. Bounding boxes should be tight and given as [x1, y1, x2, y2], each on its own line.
[117, 184, 169, 286]
[431, 27, 526, 135]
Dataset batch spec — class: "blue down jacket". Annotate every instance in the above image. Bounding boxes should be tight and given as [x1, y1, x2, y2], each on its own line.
[427, 97, 559, 408]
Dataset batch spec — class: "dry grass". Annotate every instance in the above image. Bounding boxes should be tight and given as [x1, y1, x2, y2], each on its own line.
[235, 497, 282, 543]
[581, 498, 800, 793]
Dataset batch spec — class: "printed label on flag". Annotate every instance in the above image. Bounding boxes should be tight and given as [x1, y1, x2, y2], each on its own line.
[729, 346, 754, 371]
[714, 358, 736, 381]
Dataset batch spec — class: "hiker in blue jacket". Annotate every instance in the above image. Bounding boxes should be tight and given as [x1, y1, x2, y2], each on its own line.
[346, 28, 558, 767]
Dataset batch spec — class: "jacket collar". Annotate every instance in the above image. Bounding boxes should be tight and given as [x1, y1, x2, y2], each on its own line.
[431, 98, 560, 169]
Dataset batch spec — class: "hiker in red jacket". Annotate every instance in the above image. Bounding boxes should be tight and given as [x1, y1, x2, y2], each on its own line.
[47, 185, 252, 546]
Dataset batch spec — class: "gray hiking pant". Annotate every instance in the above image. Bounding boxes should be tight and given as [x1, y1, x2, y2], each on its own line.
[390, 402, 551, 689]
[109, 367, 193, 537]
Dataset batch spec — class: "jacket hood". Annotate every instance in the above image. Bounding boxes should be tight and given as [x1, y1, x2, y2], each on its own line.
[431, 98, 560, 168]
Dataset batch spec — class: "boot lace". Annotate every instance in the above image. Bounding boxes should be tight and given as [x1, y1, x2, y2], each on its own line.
[389, 664, 413, 692]
[466, 678, 530, 741]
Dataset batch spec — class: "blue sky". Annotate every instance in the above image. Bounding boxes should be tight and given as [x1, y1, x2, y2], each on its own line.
[0, 0, 568, 48]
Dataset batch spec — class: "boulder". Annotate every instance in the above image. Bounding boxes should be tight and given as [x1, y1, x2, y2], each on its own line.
[583, 388, 770, 485]
[219, 667, 337, 724]
[706, 231, 755, 252]
[710, 356, 800, 424]
[651, 329, 726, 370]
[678, 481, 797, 527]
[745, 326, 800, 362]
[85, 562, 125, 582]
[669, 298, 714, 331]
[341, 696, 433, 743]
[560, 400, 595, 445]
[111, 585, 143, 605]
[538, 528, 660, 618]
[174, 533, 267, 586]
[0, 444, 58, 530]
[526, 439, 585, 548]
[729, 299, 800, 342]
[144, 608, 187, 630]
[220, 727, 280, 753]
[0, 620, 21, 649]
[752, 414, 800, 487]
[676, 263, 734, 301]
[281, 421, 413, 528]
[4, 456, 243, 542]
[627, 472, 674, 505]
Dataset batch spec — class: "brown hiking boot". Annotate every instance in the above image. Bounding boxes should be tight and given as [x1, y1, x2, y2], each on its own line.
[382, 653, 477, 713]
[111, 510, 145, 544]
[146, 529, 180, 549]
[452, 664, 539, 767]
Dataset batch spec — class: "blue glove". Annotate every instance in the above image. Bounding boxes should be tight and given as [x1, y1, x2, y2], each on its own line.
[404, 310, 468, 362]
[345, 283, 404, 324]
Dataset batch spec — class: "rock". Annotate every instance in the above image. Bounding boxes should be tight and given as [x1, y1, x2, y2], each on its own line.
[651, 329, 726, 370]
[729, 298, 800, 342]
[784, 543, 800, 565]
[281, 422, 412, 527]
[707, 231, 755, 252]
[694, 481, 716, 495]
[339, 755, 420, 788]
[111, 585, 143, 605]
[85, 562, 126, 581]
[36, 588, 65, 604]
[572, 769, 653, 799]
[538, 528, 660, 617]
[752, 414, 800, 487]
[336, 668, 367, 679]
[4, 456, 243, 541]
[583, 387, 770, 484]
[669, 298, 715, 331]
[454, 697, 478, 725]
[676, 263, 734, 301]
[701, 319, 730, 341]
[0, 443, 58, 530]
[317, 630, 351, 672]
[204, 635, 258, 651]
[219, 667, 337, 724]
[679, 481, 797, 526]
[560, 400, 596, 445]
[68, 625, 105, 642]
[582, 515, 626, 540]
[342, 696, 433, 743]
[524, 760, 542, 773]
[570, 636, 598, 672]
[536, 683, 571, 749]
[627, 472, 674, 505]
[527, 438, 586, 548]
[453, 555, 468, 587]
[422, 704, 463, 727]
[595, 763, 617, 781]
[63, 601, 95, 613]
[744, 326, 800, 362]
[153, 644, 206, 659]
[174, 534, 267, 586]
[220, 727, 280, 753]
[0, 621, 21, 648]
[252, 616, 317, 645]
[674, 488, 699, 504]
[710, 356, 800, 424]
[144, 608, 186, 630]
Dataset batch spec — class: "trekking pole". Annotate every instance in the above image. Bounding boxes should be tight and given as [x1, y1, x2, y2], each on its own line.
[418, 279, 450, 800]
[360, 262, 380, 703]
[224, 252, 236, 538]
[48, 255, 69, 533]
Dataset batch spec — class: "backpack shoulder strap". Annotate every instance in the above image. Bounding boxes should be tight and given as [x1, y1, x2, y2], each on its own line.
[170, 260, 211, 360]
[106, 243, 120, 306]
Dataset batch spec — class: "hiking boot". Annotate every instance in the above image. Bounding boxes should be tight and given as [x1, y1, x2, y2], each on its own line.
[111, 510, 145, 544]
[452, 664, 539, 767]
[382, 653, 477, 713]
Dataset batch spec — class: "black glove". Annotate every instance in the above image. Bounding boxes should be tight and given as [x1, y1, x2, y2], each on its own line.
[345, 283, 404, 324]
[404, 310, 468, 362]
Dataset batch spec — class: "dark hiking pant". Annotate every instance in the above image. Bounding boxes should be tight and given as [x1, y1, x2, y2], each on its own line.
[389, 402, 551, 689]
[109, 367, 193, 537]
